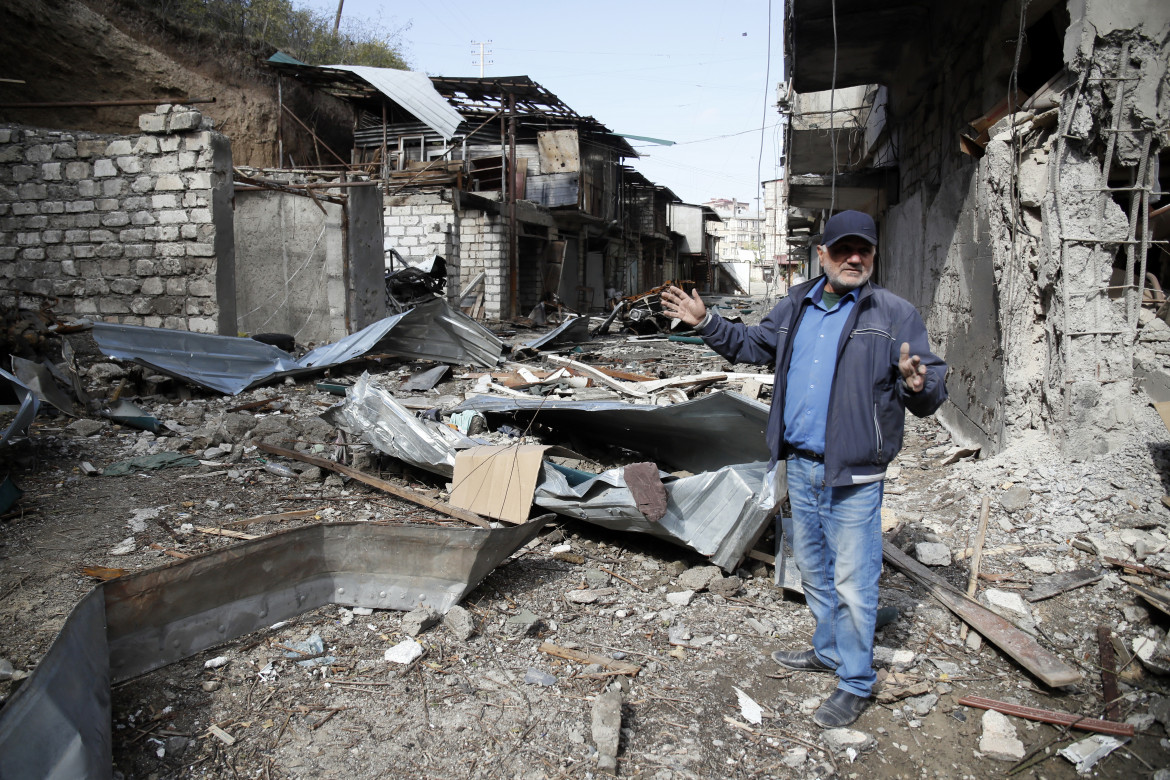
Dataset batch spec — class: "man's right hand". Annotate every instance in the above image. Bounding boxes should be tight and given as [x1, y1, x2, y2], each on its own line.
[660, 285, 707, 327]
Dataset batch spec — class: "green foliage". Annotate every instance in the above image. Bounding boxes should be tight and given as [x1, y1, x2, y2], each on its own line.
[140, 0, 409, 68]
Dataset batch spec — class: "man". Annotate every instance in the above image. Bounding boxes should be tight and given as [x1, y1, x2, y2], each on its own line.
[661, 210, 947, 728]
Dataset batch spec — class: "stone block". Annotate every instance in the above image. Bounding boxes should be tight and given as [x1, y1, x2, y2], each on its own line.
[158, 257, 184, 275]
[183, 132, 211, 152]
[0, 128, 12, 143]
[16, 231, 40, 245]
[158, 209, 187, 225]
[78, 180, 98, 197]
[89, 229, 117, 242]
[131, 210, 156, 226]
[143, 316, 162, 328]
[109, 278, 141, 295]
[52, 142, 76, 159]
[165, 277, 187, 296]
[188, 316, 216, 333]
[41, 162, 62, 180]
[150, 156, 179, 174]
[76, 139, 106, 158]
[99, 298, 130, 314]
[53, 279, 85, 297]
[18, 183, 47, 200]
[154, 174, 183, 191]
[178, 151, 197, 170]
[159, 136, 181, 153]
[162, 316, 184, 329]
[124, 244, 152, 259]
[0, 147, 22, 164]
[101, 179, 125, 197]
[151, 193, 179, 209]
[42, 230, 63, 243]
[96, 198, 120, 211]
[24, 144, 52, 163]
[185, 171, 211, 189]
[140, 277, 164, 295]
[11, 165, 36, 182]
[73, 244, 95, 258]
[117, 228, 145, 242]
[188, 278, 215, 297]
[96, 243, 124, 259]
[64, 229, 88, 243]
[189, 208, 211, 223]
[186, 243, 215, 257]
[46, 246, 70, 261]
[129, 297, 154, 315]
[181, 191, 207, 208]
[93, 159, 117, 178]
[105, 140, 133, 156]
[115, 156, 142, 175]
[102, 212, 131, 227]
[157, 242, 186, 258]
[134, 136, 160, 155]
[139, 113, 167, 134]
[66, 200, 95, 213]
[40, 201, 64, 214]
[75, 213, 100, 228]
[12, 202, 37, 216]
[131, 176, 153, 193]
[180, 224, 197, 239]
[61, 259, 77, 276]
[21, 247, 45, 261]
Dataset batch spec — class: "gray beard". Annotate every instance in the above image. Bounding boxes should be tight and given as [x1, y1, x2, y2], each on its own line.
[825, 267, 872, 293]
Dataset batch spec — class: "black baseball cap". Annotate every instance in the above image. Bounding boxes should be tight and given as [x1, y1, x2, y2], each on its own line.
[821, 210, 877, 247]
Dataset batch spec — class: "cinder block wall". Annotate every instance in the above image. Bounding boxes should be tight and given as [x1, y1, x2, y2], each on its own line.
[0, 104, 235, 334]
[383, 193, 459, 279]
[459, 210, 507, 318]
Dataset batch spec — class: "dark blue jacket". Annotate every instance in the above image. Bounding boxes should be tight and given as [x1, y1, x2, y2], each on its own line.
[698, 277, 948, 487]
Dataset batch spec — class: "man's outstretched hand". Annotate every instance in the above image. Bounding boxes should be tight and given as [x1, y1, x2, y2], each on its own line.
[660, 285, 707, 327]
[899, 342, 926, 392]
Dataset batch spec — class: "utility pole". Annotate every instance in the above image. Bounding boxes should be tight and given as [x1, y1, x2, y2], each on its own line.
[471, 41, 493, 78]
[333, 0, 344, 33]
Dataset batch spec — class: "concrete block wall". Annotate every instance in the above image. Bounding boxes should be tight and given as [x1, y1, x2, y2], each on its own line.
[0, 105, 235, 333]
[383, 193, 458, 273]
[458, 210, 507, 318]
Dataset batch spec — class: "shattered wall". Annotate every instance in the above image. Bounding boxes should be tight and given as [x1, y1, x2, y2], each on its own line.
[878, 0, 1168, 457]
[0, 104, 235, 334]
[383, 192, 458, 273]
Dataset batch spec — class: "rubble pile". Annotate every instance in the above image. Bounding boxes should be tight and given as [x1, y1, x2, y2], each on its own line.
[1, 309, 1169, 779]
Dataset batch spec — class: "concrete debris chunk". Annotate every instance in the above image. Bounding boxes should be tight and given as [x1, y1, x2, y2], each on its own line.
[914, 542, 951, 567]
[708, 575, 742, 598]
[999, 485, 1031, 512]
[66, 419, 104, 437]
[676, 565, 722, 591]
[1058, 734, 1124, 774]
[384, 638, 424, 664]
[524, 667, 557, 687]
[506, 608, 541, 635]
[565, 588, 616, 604]
[591, 688, 623, 773]
[109, 537, 137, 556]
[873, 645, 915, 671]
[733, 686, 764, 725]
[443, 605, 475, 641]
[981, 589, 1031, 620]
[979, 709, 1025, 761]
[821, 727, 874, 753]
[402, 607, 440, 637]
[665, 589, 695, 607]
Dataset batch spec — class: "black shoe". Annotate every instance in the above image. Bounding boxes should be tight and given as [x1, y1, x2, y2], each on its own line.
[813, 689, 870, 728]
[770, 649, 836, 673]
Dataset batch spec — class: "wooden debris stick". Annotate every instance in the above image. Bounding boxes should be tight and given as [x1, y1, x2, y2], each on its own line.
[960, 496, 991, 643]
[206, 724, 237, 746]
[545, 355, 649, 399]
[1128, 583, 1170, 618]
[957, 695, 1133, 737]
[193, 525, 259, 541]
[1024, 568, 1102, 602]
[1103, 556, 1170, 580]
[953, 541, 1066, 560]
[223, 508, 323, 530]
[746, 549, 776, 565]
[594, 366, 657, 382]
[255, 442, 490, 528]
[537, 642, 640, 676]
[883, 542, 1082, 687]
[226, 397, 279, 413]
[1097, 627, 1121, 721]
[600, 567, 646, 592]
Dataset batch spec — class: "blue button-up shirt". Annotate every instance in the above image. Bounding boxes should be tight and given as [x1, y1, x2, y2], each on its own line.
[783, 280, 857, 455]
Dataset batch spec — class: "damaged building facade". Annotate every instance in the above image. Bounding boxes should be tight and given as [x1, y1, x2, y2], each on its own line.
[783, 0, 1170, 457]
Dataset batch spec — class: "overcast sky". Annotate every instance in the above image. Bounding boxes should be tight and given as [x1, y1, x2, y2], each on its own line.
[299, 0, 785, 209]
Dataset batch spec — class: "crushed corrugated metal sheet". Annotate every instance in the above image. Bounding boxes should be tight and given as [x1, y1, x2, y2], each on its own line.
[0, 520, 545, 780]
[534, 460, 781, 571]
[325, 372, 475, 477]
[452, 391, 771, 473]
[325, 66, 465, 140]
[518, 315, 591, 352]
[11, 356, 76, 417]
[91, 299, 503, 395]
[0, 367, 40, 445]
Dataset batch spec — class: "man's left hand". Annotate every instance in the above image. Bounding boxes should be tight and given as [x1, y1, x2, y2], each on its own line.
[899, 342, 926, 393]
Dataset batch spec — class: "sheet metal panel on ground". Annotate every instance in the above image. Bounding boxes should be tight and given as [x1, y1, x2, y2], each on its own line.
[0, 521, 544, 780]
[91, 298, 503, 395]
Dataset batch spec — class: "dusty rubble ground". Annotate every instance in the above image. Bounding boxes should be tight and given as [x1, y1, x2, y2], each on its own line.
[2, 305, 1170, 780]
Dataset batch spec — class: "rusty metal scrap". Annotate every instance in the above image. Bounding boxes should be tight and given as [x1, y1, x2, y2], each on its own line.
[957, 695, 1134, 737]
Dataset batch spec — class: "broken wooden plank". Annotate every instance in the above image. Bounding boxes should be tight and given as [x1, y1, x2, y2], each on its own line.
[1129, 582, 1170, 617]
[960, 496, 991, 643]
[194, 525, 259, 540]
[537, 642, 640, 676]
[545, 355, 649, 399]
[1024, 568, 1103, 602]
[223, 508, 323, 530]
[1103, 556, 1170, 581]
[1097, 626, 1121, 722]
[957, 695, 1133, 737]
[883, 542, 1082, 687]
[255, 442, 491, 529]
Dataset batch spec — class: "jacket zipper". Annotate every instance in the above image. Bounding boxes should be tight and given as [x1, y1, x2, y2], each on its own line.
[873, 403, 883, 457]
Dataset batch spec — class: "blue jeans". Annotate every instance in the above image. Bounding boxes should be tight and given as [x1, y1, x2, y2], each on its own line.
[786, 454, 883, 697]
